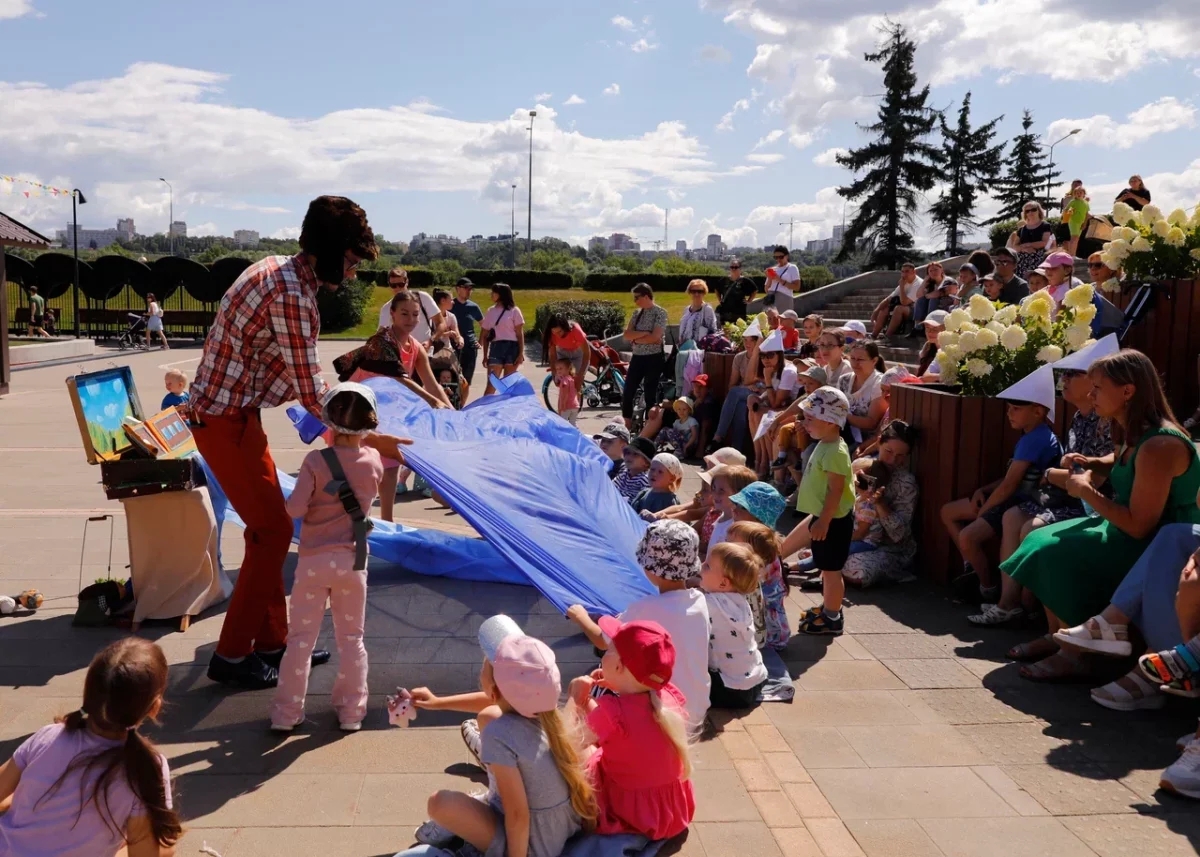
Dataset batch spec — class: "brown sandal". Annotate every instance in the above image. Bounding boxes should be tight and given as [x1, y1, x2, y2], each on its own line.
[1007, 634, 1058, 663]
[1019, 650, 1093, 683]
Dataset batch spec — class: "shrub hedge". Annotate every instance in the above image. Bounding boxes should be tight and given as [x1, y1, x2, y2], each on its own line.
[465, 269, 575, 290]
[532, 300, 626, 341]
[317, 278, 373, 332]
[582, 273, 768, 293]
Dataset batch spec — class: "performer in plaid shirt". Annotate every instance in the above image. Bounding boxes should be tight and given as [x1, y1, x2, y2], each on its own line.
[190, 196, 410, 690]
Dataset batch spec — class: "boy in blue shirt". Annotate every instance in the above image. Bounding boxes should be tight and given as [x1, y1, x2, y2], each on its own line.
[161, 368, 190, 410]
[941, 393, 1062, 608]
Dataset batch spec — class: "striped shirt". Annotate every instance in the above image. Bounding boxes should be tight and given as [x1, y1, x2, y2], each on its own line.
[190, 254, 327, 419]
[613, 469, 650, 504]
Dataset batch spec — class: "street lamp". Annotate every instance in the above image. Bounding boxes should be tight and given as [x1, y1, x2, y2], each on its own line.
[526, 111, 536, 268]
[1044, 129, 1081, 205]
[510, 183, 517, 268]
[71, 189, 87, 339]
[158, 178, 173, 256]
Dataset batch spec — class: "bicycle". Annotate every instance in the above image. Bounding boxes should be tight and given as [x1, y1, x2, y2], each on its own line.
[542, 327, 628, 413]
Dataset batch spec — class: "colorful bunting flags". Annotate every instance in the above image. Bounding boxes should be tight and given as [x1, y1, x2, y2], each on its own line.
[0, 175, 76, 199]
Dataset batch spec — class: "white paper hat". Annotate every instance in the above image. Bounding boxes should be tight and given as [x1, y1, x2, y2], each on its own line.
[1051, 333, 1119, 372]
[759, 329, 785, 352]
[743, 320, 763, 339]
[996, 363, 1056, 420]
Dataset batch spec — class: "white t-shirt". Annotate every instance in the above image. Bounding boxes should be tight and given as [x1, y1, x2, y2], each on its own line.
[773, 362, 800, 395]
[707, 515, 733, 558]
[620, 588, 711, 733]
[704, 592, 768, 690]
[379, 290, 441, 342]
[837, 370, 883, 418]
[889, 277, 924, 302]
[767, 263, 801, 296]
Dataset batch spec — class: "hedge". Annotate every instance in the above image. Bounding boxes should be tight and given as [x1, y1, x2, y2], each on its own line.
[465, 269, 575, 290]
[317, 278, 373, 332]
[582, 272, 768, 293]
[532, 300, 625, 341]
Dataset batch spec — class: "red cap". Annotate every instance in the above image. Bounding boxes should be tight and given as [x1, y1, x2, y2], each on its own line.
[597, 616, 676, 689]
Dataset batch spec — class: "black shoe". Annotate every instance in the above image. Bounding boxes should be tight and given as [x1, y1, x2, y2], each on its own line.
[207, 653, 279, 690]
[256, 647, 332, 670]
[799, 577, 824, 592]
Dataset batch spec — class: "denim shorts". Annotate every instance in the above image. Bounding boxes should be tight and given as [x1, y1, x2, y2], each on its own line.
[487, 339, 520, 366]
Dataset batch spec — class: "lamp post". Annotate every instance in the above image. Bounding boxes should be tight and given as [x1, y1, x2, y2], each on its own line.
[71, 189, 87, 339]
[510, 183, 517, 268]
[526, 111, 536, 268]
[158, 178, 173, 256]
[1044, 129, 1081, 206]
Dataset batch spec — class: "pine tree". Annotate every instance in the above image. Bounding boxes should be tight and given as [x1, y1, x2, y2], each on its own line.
[987, 109, 1059, 223]
[928, 93, 1006, 254]
[836, 21, 942, 269]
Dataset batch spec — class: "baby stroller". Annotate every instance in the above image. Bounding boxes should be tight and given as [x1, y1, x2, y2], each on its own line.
[428, 346, 465, 409]
[116, 313, 149, 351]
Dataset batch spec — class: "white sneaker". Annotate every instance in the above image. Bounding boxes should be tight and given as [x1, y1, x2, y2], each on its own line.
[269, 721, 296, 733]
[461, 718, 483, 767]
[415, 820, 460, 848]
[968, 604, 1024, 626]
[1161, 742, 1200, 800]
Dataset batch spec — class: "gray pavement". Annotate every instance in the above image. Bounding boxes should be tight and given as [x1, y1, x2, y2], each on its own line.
[1, 342, 1199, 856]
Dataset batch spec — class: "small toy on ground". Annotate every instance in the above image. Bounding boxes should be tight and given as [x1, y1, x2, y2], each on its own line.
[0, 589, 44, 615]
[386, 687, 417, 727]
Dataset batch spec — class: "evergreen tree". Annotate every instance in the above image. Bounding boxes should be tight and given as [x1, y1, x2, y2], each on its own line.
[987, 109, 1059, 223]
[836, 21, 942, 269]
[928, 93, 1006, 254]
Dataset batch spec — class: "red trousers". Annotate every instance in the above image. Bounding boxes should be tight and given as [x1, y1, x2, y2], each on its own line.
[192, 409, 293, 659]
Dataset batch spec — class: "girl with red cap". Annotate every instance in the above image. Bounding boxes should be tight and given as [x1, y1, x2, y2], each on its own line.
[569, 618, 696, 841]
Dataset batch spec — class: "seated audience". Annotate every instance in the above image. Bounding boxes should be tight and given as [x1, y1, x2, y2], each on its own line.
[727, 483, 789, 649]
[749, 331, 801, 477]
[837, 341, 886, 450]
[955, 263, 982, 303]
[593, 422, 632, 480]
[871, 262, 922, 339]
[728, 520, 789, 651]
[913, 261, 950, 325]
[711, 325, 763, 452]
[843, 420, 920, 588]
[706, 464, 760, 558]
[780, 310, 802, 351]
[990, 247, 1029, 304]
[633, 453, 684, 518]
[615, 437, 656, 503]
[799, 314, 823, 359]
[699, 543, 769, 708]
[917, 310, 949, 380]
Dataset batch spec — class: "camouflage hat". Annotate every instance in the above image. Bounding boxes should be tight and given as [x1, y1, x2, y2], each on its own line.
[799, 386, 851, 429]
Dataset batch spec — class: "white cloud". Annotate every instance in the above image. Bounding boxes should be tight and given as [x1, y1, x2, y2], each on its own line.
[0, 62, 725, 239]
[746, 153, 785, 164]
[716, 98, 751, 132]
[753, 130, 784, 150]
[1048, 97, 1197, 150]
[0, 0, 36, 19]
[812, 147, 847, 167]
[603, 83, 621, 96]
[563, 94, 586, 106]
[189, 221, 219, 237]
[271, 226, 301, 240]
[631, 38, 657, 53]
[611, 15, 635, 31]
[407, 97, 446, 115]
[700, 45, 732, 63]
[534, 92, 553, 103]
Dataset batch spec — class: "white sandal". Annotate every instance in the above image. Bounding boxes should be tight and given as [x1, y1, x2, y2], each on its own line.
[968, 604, 1024, 626]
[1090, 669, 1166, 711]
[1054, 615, 1132, 656]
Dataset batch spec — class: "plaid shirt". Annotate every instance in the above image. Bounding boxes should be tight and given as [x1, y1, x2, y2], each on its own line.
[189, 254, 327, 418]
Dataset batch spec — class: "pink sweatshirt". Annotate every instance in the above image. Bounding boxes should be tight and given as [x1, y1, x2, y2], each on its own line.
[285, 445, 384, 556]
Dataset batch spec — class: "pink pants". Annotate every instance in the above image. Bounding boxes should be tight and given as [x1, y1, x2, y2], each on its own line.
[270, 551, 369, 728]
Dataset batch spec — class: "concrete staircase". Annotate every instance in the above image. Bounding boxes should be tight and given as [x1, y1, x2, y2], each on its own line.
[819, 285, 925, 369]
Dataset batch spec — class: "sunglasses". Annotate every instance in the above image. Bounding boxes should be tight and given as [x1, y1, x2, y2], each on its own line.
[992, 258, 1014, 265]
[688, 290, 705, 295]
[1087, 262, 1105, 269]
[1023, 208, 1038, 214]
[773, 256, 786, 260]
[729, 266, 741, 270]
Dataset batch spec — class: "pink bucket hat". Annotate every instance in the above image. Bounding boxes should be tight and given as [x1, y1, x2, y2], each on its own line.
[479, 615, 561, 718]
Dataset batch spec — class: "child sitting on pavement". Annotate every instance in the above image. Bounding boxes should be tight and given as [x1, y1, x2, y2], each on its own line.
[726, 483, 790, 650]
[614, 437, 656, 504]
[568, 520, 712, 738]
[706, 464, 760, 558]
[593, 422, 632, 481]
[633, 453, 684, 518]
[654, 397, 700, 458]
[700, 542, 769, 707]
[568, 618, 695, 840]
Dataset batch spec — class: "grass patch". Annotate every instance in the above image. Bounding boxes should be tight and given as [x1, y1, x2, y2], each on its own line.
[322, 287, 717, 340]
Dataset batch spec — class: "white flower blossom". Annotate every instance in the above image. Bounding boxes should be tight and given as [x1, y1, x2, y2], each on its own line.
[1065, 323, 1092, 350]
[985, 320, 1006, 336]
[1168, 208, 1189, 227]
[958, 321, 980, 334]
[1073, 304, 1097, 325]
[968, 294, 995, 322]
[1142, 204, 1163, 223]
[1191, 248, 1200, 262]
[1000, 324, 1027, 351]
[964, 358, 992, 377]
[936, 330, 958, 349]
[1131, 236, 1152, 253]
[1062, 283, 1094, 310]
[939, 354, 958, 383]
[1166, 226, 1187, 248]
[976, 328, 999, 348]
[1152, 219, 1172, 239]
[994, 305, 1019, 325]
[945, 308, 971, 333]
[1129, 210, 1144, 227]
[1111, 202, 1135, 226]
[1106, 238, 1132, 260]
[1121, 226, 1142, 242]
[957, 330, 980, 354]
[942, 344, 962, 363]
[1036, 345, 1064, 363]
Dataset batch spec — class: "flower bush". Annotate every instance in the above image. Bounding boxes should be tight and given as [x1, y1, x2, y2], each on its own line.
[722, 312, 768, 349]
[936, 284, 1096, 395]
[1099, 203, 1200, 289]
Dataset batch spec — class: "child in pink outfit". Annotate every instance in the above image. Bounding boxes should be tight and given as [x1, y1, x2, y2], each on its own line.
[271, 382, 384, 733]
[553, 358, 580, 426]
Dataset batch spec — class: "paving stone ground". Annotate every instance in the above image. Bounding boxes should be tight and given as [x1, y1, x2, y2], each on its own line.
[2, 342, 1199, 857]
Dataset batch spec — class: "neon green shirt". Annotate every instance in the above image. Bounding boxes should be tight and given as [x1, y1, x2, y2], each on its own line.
[795, 438, 855, 519]
[1066, 198, 1089, 235]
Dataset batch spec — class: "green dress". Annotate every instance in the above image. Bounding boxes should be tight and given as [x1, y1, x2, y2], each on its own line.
[1003, 426, 1200, 626]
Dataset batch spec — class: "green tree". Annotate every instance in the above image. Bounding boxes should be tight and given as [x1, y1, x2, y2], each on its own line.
[606, 255, 645, 273]
[988, 109, 1059, 223]
[798, 266, 835, 289]
[648, 256, 726, 276]
[836, 21, 942, 269]
[928, 92, 1005, 254]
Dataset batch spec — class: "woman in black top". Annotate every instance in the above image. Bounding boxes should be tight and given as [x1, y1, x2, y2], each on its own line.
[1114, 174, 1151, 211]
[1007, 201, 1056, 278]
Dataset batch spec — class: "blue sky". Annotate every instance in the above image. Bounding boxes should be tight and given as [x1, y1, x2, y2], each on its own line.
[1, 0, 1197, 251]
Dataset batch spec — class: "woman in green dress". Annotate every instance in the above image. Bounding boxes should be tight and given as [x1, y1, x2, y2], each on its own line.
[1002, 349, 1200, 681]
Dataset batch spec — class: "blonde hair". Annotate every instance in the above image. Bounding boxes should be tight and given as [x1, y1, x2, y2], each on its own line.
[712, 464, 758, 496]
[727, 521, 780, 567]
[709, 542, 762, 594]
[537, 709, 599, 829]
[648, 689, 694, 778]
[686, 278, 708, 295]
[164, 368, 188, 384]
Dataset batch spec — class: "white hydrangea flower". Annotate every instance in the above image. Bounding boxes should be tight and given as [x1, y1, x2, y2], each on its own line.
[1168, 208, 1189, 227]
[976, 328, 999, 348]
[945, 308, 971, 333]
[941, 344, 962, 363]
[1129, 210, 1144, 226]
[940, 355, 958, 383]
[1131, 236, 1152, 253]
[957, 330, 980, 353]
[1073, 304, 1097, 325]
[1020, 293, 1054, 321]
[1080, 338, 1096, 350]
[1000, 324, 1027, 351]
[1166, 226, 1187, 248]
[994, 305, 1019, 325]
[1152, 219, 1172, 239]
[1036, 345, 1064, 363]
[1106, 238, 1132, 260]
[1191, 248, 1200, 262]
[967, 293, 995, 322]
[1122, 226, 1142, 242]
[936, 330, 958, 349]
[1065, 323, 1092, 350]
[1142, 204, 1163, 223]
[1062, 283, 1094, 310]
[985, 320, 1006, 335]
[1111, 202, 1135, 226]
[964, 358, 992, 377]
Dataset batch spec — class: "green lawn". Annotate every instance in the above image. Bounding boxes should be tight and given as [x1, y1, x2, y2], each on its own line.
[323, 287, 715, 340]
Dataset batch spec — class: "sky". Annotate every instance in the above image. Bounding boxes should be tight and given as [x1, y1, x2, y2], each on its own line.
[1, 0, 1198, 252]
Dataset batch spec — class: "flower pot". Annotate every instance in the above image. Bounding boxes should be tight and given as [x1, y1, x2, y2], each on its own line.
[703, 351, 737, 402]
[1113, 278, 1200, 418]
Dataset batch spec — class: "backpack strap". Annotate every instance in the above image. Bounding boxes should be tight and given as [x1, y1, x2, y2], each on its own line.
[319, 447, 373, 571]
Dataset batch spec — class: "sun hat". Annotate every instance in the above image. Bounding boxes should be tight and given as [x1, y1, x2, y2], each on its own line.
[594, 422, 632, 443]
[704, 447, 746, 470]
[797, 362, 828, 385]
[478, 615, 562, 718]
[759, 329, 785, 353]
[1044, 251, 1075, 269]
[729, 481, 787, 529]
[916, 309, 950, 328]
[636, 519, 700, 581]
[596, 617, 676, 690]
[881, 364, 913, 386]
[320, 382, 378, 436]
[652, 452, 684, 481]
[800, 386, 851, 428]
[674, 396, 695, 412]
[841, 320, 867, 337]
[626, 436, 656, 463]
[782, 309, 800, 320]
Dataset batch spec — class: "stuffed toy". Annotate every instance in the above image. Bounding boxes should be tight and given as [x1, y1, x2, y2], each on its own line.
[386, 687, 418, 727]
[0, 589, 44, 615]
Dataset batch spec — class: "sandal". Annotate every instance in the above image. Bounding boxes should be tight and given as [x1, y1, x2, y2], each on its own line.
[1019, 650, 1093, 683]
[1007, 634, 1059, 662]
[1138, 646, 1200, 698]
[968, 604, 1025, 627]
[1053, 616, 1132, 656]
[1090, 668, 1166, 711]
